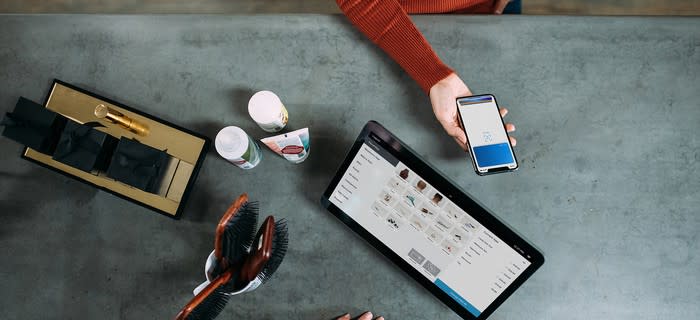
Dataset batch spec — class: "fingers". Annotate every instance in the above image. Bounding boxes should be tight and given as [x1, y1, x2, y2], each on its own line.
[493, 0, 510, 14]
[357, 312, 373, 320]
[451, 127, 468, 148]
[445, 125, 468, 151]
[336, 314, 351, 320]
[453, 136, 468, 151]
[375, 317, 385, 320]
[501, 110, 516, 146]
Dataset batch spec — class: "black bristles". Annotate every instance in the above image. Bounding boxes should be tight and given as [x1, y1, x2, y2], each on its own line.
[257, 218, 289, 284]
[222, 201, 259, 266]
[183, 287, 230, 320]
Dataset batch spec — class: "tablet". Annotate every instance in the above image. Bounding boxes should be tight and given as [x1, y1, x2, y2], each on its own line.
[320, 121, 544, 320]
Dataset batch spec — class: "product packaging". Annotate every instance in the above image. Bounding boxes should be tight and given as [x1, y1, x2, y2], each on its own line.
[1, 97, 68, 155]
[52, 121, 118, 173]
[260, 127, 310, 164]
[215, 126, 262, 169]
[248, 91, 288, 132]
[106, 137, 170, 193]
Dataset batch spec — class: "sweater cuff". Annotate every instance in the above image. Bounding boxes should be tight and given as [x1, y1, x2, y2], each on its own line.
[416, 61, 455, 94]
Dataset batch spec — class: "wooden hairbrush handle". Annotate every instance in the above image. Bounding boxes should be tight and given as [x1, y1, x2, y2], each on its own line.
[238, 216, 274, 284]
[214, 193, 249, 264]
[174, 269, 233, 320]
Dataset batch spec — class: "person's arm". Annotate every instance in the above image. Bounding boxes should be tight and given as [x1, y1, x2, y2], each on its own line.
[337, 0, 517, 150]
[336, 0, 454, 93]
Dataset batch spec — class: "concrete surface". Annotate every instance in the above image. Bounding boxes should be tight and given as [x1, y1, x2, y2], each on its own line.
[0, 15, 698, 320]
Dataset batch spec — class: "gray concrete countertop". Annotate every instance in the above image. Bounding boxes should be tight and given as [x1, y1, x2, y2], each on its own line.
[0, 15, 698, 320]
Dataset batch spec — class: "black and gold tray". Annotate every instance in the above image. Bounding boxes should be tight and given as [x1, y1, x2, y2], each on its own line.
[21, 79, 210, 219]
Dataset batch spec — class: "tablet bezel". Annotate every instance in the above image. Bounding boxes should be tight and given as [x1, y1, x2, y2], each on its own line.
[320, 121, 544, 320]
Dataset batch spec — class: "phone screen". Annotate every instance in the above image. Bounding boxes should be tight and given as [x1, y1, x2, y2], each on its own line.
[457, 95, 517, 174]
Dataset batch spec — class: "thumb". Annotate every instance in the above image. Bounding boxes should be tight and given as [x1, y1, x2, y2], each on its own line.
[445, 126, 468, 151]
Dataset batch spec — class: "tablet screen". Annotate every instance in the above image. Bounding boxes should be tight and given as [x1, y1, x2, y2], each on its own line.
[328, 140, 531, 318]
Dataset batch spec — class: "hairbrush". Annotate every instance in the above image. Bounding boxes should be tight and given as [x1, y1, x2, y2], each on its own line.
[174, 195, 289, 320]
[211, 193, 259, 278]
[236, 216, 288, 290]
[175, 269, 234, 320]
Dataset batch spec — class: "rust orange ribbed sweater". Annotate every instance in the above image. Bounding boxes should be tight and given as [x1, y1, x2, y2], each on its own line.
[337, 0, 494, 93]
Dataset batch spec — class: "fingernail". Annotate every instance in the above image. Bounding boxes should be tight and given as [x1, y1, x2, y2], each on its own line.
[361, 311, 373, 319]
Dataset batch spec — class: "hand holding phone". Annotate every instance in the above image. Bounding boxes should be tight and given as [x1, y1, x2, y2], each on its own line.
[456, 94, 518, 175]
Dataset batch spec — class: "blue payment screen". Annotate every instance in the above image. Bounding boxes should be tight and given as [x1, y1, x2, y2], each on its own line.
[457, 96, 516, 171]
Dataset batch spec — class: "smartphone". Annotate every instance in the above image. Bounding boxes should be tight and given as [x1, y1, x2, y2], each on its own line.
[456, 94, 518, 175]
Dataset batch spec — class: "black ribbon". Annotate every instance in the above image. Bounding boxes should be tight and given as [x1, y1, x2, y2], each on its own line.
[52, 123, 107, 161]
[113, 148, 165, 188]
[1, 113, 20, 127]
[0, 112, 45, 135]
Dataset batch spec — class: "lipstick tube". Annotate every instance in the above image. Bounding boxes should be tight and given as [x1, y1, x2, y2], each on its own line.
[94, 104, 149, 136]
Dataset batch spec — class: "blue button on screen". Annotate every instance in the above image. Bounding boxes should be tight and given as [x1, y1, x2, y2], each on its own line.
[435, 279, 481, 317]
[473, 143, 514, 168]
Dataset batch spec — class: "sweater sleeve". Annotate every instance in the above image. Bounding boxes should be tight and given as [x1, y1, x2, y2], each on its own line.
[336, 0, 455, 93]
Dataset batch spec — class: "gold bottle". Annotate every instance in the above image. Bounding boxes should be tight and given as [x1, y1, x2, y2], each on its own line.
[94, 104, 149, 136]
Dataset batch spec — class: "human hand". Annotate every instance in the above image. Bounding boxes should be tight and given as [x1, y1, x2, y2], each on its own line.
[428, 73, 516, 151]
[335, 311, 384, 320]
[493, 0, 511, 14]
